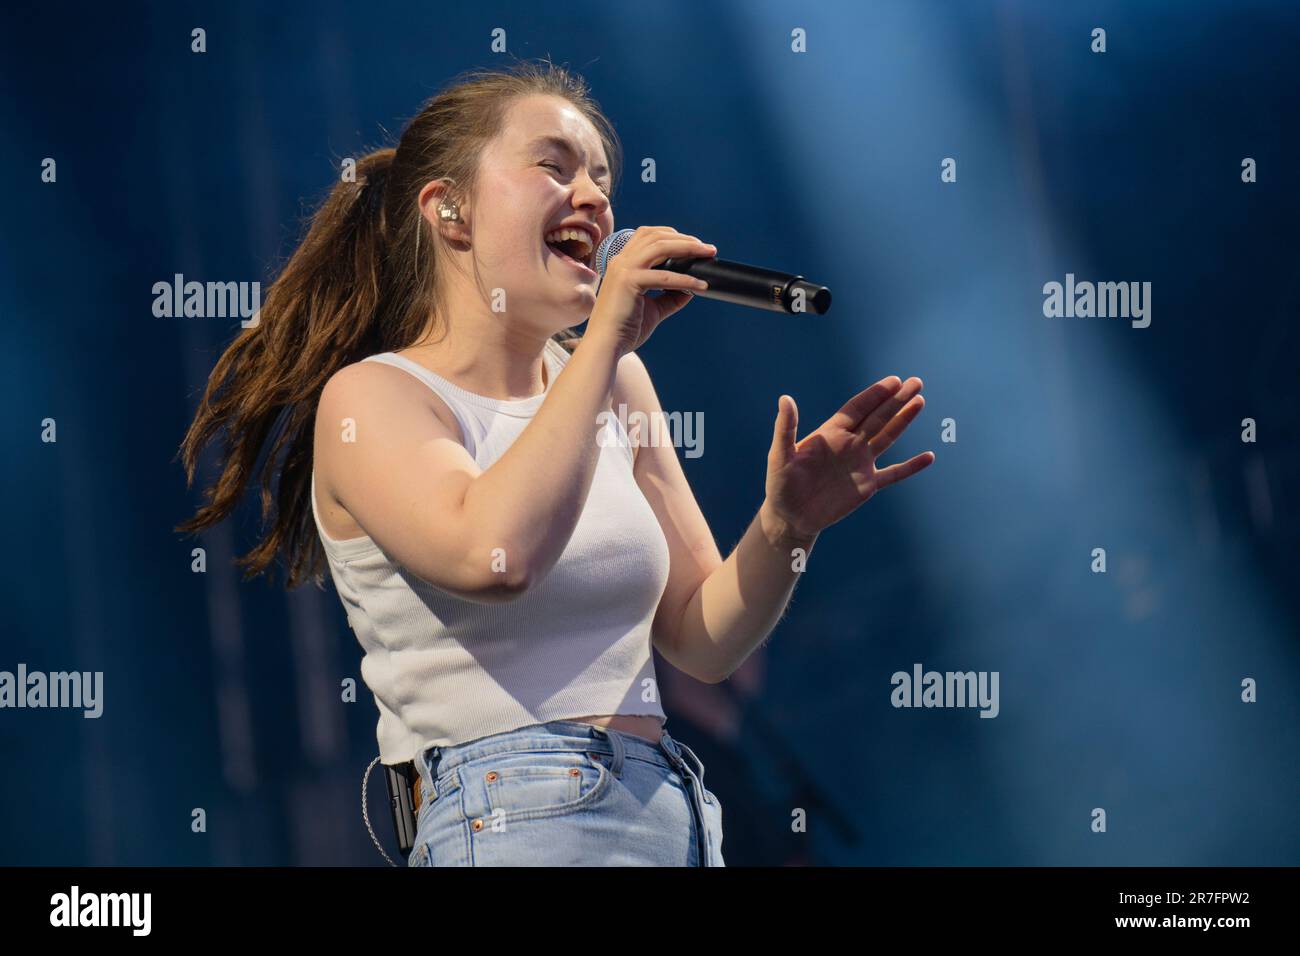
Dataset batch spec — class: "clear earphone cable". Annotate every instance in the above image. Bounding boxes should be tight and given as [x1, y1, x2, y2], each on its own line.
[362, 755, 398, 867]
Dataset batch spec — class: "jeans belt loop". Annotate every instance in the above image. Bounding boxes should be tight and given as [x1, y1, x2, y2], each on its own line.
[662, 733, 709, 866]
[660, 733, 691, 785]
[420, 745, 440, 805]
[592, 724, 626, 777]
[660, 732, 688, 772]
[674, 740, 710, 802]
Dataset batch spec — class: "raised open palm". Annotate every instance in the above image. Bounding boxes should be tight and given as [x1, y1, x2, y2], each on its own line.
[764, 376, 935, 540]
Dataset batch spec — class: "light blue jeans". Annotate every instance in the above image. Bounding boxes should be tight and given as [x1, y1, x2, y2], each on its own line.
[408, 719, 725, 866]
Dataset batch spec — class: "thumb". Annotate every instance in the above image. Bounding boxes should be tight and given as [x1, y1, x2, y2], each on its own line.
[770, 394, 798, 468]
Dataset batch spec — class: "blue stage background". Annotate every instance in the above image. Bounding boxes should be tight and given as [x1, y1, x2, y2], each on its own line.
[2, 0, 1297, 865]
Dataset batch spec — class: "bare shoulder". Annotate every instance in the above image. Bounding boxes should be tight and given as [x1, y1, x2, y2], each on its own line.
[314, 357, 465, 521]
[611, 350, 666, 471]
[612, 349, 659, 413]
[317, 357, 464, 445]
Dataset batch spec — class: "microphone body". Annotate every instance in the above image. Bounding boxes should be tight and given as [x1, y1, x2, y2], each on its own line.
[593, 228, 832, 315]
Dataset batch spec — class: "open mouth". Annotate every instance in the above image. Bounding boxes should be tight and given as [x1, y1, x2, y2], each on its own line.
[544, 227, 596, 275]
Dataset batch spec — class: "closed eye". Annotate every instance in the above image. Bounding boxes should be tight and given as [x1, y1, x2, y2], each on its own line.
[541, 161, 611, 198]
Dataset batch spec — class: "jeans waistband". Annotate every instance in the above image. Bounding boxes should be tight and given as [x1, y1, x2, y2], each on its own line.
[421, 719, 689, 784]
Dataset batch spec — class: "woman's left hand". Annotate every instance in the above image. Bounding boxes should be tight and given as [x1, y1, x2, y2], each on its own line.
[761, 376, 935, 542]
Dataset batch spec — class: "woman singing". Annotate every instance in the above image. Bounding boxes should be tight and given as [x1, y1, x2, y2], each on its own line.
[177, 60, 933, 867]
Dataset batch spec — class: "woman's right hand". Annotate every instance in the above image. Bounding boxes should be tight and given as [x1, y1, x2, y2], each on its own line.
[584, 226, 717, 357]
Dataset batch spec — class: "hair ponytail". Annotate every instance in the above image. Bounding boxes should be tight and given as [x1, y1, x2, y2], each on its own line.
[174, 147, 396, 587]
[176, 59, 621, 588]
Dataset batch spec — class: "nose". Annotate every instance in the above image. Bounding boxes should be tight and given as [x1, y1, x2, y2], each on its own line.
[573, 171, 610, 216]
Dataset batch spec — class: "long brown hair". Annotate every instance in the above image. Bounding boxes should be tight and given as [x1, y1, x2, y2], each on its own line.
[175, 58, 622, 589]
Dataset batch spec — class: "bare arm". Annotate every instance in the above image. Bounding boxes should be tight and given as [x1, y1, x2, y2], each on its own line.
[316, 331, 623, 601]
[622, 355, 933, 683]
[315, 228, 722, 606]
[617, 352, 815, 683]
[316, 226, 717, 602]
[671, 503, 818, 683]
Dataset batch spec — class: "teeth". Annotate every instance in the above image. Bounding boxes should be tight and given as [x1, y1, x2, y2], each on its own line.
[543, 227, 594, 262]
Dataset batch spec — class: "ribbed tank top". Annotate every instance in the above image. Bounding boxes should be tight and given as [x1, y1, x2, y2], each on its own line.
[310, 338, 672, 763]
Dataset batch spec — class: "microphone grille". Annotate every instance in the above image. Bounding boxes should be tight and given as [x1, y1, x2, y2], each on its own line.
[593, 228, 636, 278]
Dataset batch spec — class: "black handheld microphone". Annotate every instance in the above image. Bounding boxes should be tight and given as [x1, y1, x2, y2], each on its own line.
[592, 228, 832, 315]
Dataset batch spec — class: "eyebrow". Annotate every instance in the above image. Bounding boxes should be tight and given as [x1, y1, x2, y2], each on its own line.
[527, 134, 610, 180]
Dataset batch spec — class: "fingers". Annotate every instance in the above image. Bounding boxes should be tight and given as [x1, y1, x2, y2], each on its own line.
[633, 268, 709, 293]
[770, 394, 798, 469]
[651, 288, 700, 322]
[612, 227, 715, 294]
[625, 227, 715, 267]
[646, 235, 715, 256]
[874, 450, 935, 490]
[853, 376, 924, 439]
[867, 394, 925, 458]
[830, 376, 902, 432]
[634, 226, 711, 247]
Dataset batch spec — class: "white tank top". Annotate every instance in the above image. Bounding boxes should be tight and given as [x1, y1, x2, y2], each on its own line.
[310, 337, 672, 762]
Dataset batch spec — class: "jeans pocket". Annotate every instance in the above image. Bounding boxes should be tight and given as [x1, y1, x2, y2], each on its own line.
[469, 750, 611, 826]
[416, 767, 457, 825]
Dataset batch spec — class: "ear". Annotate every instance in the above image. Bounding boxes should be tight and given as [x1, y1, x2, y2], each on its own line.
[417, 177, 470, 244]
